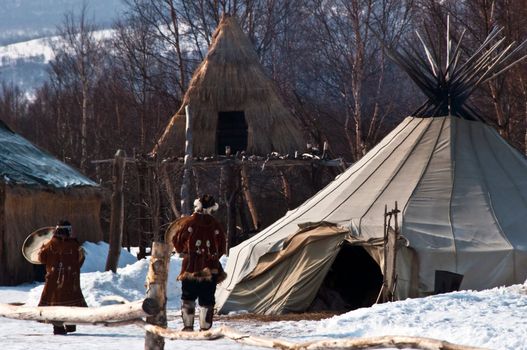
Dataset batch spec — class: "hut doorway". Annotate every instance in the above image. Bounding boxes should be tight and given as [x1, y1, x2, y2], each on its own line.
[310, 243, 383, 313]
[217, 111, 248, 154]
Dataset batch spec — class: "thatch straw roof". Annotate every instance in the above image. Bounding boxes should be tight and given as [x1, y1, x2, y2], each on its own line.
[153, 15, 305, 157]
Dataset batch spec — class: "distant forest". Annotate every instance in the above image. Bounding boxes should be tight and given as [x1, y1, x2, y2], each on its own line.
[0, 1, 526, 239]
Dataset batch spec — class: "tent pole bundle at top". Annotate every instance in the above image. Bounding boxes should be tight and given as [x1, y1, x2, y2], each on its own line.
[215, 18, 527, 315]
[386, 16, 527, 120]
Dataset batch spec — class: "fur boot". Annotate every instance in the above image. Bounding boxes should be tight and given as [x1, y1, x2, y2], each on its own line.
[181, 300, 196, 331]
[199, 305, 214, 331]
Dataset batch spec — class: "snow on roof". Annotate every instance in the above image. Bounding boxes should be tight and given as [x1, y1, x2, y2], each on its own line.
[0, 120, 98, 188]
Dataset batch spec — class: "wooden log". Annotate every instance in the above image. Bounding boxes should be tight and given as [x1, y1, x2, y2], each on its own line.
[105, 149, 126, 273]
[145, 242, 170, 350]
[301, 335, 486, 350]
[0, 298, 159, 324]
[138, 325, 485, 350]
[180, 105, 193, 216]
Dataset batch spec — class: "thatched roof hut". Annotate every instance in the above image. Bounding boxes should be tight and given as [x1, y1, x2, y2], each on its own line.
[0, 120, 103, 285]
[153, 15, 305, 157]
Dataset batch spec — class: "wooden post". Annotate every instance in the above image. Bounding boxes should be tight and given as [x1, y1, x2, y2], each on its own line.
[149, 165, 161, 242]
[181, 105, 193, 216]
[379, 202, 399, 303]
[145, 242, 170, 350]
[279, 170, 291, 210]
[0, 183, 6, 285]
[137, 158, 149, 259]
[240, 165, 259, 230]
[222, 161, 239, 250]
[105, 149, 126, 273]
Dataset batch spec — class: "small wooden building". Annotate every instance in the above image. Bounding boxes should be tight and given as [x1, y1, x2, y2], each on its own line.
[153, 14, 305, 158]
[0, 120, 103, 285]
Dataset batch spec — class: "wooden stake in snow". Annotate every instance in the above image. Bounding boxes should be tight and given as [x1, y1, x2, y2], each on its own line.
[144, 242, 171, 350]
[105, 149, 126, 272]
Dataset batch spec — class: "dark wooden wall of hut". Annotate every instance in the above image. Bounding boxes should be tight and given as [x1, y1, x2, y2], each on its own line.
[0, 186, 103, 286]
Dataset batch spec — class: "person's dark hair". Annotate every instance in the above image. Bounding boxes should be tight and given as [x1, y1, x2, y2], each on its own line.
[200, 194, 216, 209]
[194, 194, 219, 213]
[55, 219, 72, 237]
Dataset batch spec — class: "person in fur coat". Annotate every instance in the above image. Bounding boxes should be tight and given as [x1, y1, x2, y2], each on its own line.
[172, 195, 227, 331]
[38, 220, 87, 335]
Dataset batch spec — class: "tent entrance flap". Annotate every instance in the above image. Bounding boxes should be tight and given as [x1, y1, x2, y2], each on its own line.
[309, 243, 383, 312]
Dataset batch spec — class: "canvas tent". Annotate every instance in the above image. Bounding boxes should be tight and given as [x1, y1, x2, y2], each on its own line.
[0, 120, 103, 285]
[215, 24, 527, 314]
[153, 14, 305, 158]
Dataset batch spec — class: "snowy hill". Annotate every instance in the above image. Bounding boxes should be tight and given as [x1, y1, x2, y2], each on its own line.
[0, 0, 124, 92]
[0, 0, 124, 45]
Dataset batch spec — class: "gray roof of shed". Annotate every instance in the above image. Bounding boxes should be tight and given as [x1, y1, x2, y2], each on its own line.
[0, 120, 98, 188]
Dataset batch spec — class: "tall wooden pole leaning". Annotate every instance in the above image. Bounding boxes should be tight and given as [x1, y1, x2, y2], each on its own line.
[181, 105, 193, 217]
[105, 149, 126, 272]
[144, 242, 170, 350]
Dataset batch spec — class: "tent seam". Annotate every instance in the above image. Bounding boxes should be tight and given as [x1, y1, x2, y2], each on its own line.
[320, 118, 427, 224]
[401, 116, 447, 234]
[223, 117, 417, 289]
[357, 117, 439, 230]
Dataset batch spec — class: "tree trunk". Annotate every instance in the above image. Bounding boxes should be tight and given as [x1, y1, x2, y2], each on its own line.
[80, 81, 88, 172]
[105, 149, 127, 273]
[144, 242, 170, 350]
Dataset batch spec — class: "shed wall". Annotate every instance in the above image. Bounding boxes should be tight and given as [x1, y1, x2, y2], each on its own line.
[0, 186, 102, 285]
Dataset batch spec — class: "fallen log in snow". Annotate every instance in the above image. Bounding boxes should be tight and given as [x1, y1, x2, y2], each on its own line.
[139, 323, 487, 350]
[0, 298, 159, 324]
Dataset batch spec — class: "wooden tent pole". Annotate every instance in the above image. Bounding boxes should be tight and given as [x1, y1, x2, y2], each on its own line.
[144, 242, 170, 350]
[105, 149, 126, 272]
[181, 105, 193, 216]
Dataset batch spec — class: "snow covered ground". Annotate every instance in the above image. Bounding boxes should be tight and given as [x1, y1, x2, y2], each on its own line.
[1, 241, 526, 349]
